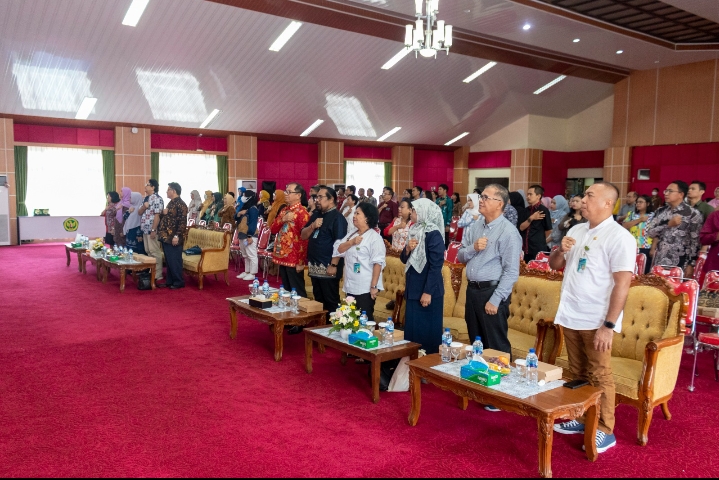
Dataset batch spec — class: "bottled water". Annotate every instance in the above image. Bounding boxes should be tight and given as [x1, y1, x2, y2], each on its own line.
[252, 277, 260, 295]
[279, 284, 285, 297]
[442, 328, 453, 347]
[385, 317, 394, 346]
[262, 279, 270, 297]
[472, 336, 484, 357]
[526, 348, 539, 385]
[128, 248, 134, 262]
[440, 328, 452, 362]
[359, 311, 368, 330]
[291, 288, 297, 297]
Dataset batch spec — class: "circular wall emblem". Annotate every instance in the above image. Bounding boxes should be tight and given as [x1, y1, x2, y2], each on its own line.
[63, 217, 79, 232]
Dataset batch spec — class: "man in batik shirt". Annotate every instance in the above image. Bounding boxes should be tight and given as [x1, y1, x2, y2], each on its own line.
[157, 182, 188, 289]
[646, 180, 703, 277]
[270, 183, 309, 297]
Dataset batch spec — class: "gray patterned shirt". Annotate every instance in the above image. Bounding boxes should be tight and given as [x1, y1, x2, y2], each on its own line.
[457, 214, 523, 307]
[646, 202, 703, 268]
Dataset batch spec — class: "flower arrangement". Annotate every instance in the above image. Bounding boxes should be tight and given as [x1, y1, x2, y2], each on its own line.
[91, 238, 105, 252]
[328, 296, 362, 334]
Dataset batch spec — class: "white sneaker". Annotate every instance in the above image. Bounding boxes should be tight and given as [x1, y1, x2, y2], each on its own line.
[242, 273, 255, 280]
[237, 273, 251, 279]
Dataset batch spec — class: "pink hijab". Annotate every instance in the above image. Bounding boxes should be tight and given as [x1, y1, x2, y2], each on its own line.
[541, 197, 552, 209]
[116, 187, 132, 222]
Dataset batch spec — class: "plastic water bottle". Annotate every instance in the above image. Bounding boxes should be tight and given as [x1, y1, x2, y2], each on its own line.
[262, 279, 270, 297]
[472, 336, 484, 357]
[359, 311, 368, 330]
[526, 348, 539, 385]
[442, 328, 453, 347]
[385, 317, 394, 346]
[128, 248, 133, 262]
[252, 277, 260, 296]
[279, 284, 285, 297]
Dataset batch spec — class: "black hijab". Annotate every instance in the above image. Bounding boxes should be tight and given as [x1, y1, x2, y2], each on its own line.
[509, 191, 528, 224]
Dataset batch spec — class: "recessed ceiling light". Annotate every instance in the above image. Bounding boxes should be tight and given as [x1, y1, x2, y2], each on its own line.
[462, 61, 497, 83]
[75, 97, 97, 120]
[269, 21, 302, 52]
[523, 23, 531, 30]
[573, 38, 580, 43]
[136, 69, 208, 122]
[533, 75, 566, 95]
[377, 127, 401, 142]
[325, 94, 376, 137]
[445, 132, 469, 146]
[300, 119, 324, 137]
[616, 50, 624, 54]
[381, 47, 412, 70]
[122, 0, 150, 27]
[199, 109, 221, 129]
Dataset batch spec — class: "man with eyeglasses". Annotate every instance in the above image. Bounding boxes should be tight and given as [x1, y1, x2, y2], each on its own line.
[457, 184, 522, 379]
[518, 184, 553, 262]
[301, 186, 347, 332]
[270, 183, 310, 298]
[646, 180, 703, 276]
[377, 187, 398, 242]
[138, 179, 164, 282]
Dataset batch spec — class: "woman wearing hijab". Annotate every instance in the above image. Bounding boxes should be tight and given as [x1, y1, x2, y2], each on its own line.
[219, 193, 237, 229]
[458, 193, 481, 229]
[236, 191, 260, 280]
[547, 195, 570, 248]
[401, 198, 446, 355]
[113, 187, 132, 246]
[122, 192, 146, 255]
[102, 191, 121, 245]
[258, 190, 271, 220]
[266, 190, 286, 227]
[540, 196, 552, 210]
[203, 192, 223, 224]
[187, 190, 202, 222]
[517, 189, 529, 208]
[509, 192, 527, 231]
[199, 190, 213, 220]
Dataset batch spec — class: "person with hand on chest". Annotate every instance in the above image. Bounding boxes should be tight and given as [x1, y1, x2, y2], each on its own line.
[299, 186, 348, 334]
[157, 182, 188, 289]
[519, 184, 553, 262]
[270, 183, 310, 297]
[377, 186, 398, 242]
[550, 182, 636, 454]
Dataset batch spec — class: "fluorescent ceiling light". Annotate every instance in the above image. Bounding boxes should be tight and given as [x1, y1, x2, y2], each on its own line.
[122, 0, 150, 27]
[377, 127, 401, 142]
[199, 109, 221, 129]
[300, 119, 324, 137]
[12, 60, 93, 113]
[462, 62, 497, 83]
[523, 23, 531, 30]
[445, 132, 469, 146]
[533, 75, 566, 95]
[75, 97, 97, 119]
[325, 94, 376, 137]
[616, 50, 624, 54]
[136, 69, 208, 122]
[269, 21, 302, 52]
[381, 47, 412, 70]
[573, 38, 580, 43]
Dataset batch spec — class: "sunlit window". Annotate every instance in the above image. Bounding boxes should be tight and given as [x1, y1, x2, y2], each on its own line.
[25, 147, 105, 216]
[158, 152, 219, 200]
[345, 160, 386, 200]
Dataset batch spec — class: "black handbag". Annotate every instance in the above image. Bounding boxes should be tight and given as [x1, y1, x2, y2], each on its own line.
[137, 270, 152, 291]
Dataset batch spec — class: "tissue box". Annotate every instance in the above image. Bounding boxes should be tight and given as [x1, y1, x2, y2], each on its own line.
[249, 297, 273, 309]
[461, 363, 501, 386]
[298, 299, 323, 312]
[537, 361, 563, 383]
[373, 329, 405, 341]
[349, 332, 379, 349]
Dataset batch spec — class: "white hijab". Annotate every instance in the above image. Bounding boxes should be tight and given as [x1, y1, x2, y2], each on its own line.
[466, 193, 480, 217]
[406, 198, 444, 273]
[123, 192, 144, 235]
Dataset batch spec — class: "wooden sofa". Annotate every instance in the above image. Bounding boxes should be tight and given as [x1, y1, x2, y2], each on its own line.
[547, 275, 687, 446]
[182, 227, 231, 289]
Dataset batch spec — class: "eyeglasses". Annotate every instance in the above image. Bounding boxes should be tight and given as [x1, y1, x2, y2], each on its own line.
[479, 195, 502, 202]
[284, 190, 300, 195]
[663, 189, 679, 194]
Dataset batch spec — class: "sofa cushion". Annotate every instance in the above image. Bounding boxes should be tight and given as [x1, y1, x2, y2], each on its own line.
[555, 354, 643, 400]
[182, 254, 201, 272]
[444, 316, 468, 343]
[186, 228, 227, 250]
[508, 329, 537, 362]
[508, 275, 562, 341]
[612, 285, 671, 362]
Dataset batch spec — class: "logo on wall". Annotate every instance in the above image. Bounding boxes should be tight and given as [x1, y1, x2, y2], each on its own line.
[63, 218, 79, 232]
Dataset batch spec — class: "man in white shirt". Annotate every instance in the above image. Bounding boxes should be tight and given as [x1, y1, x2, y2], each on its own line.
[549, 182, 636, 454]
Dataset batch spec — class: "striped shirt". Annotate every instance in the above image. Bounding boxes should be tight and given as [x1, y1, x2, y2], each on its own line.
[457, 214, 523, 307]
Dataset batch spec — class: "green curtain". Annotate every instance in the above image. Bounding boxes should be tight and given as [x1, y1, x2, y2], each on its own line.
[216, 155, 228, 193]
[384, 161, 392, 190]
[101, 150, 115, 194]
[343, 160, 347, 184]
[151, 152, 159, 184]
[14, 146, 28, 216]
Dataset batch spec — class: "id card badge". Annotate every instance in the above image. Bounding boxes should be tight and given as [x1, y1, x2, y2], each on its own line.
[312, 229, 320, 239]
[353, 262, 361, 274]
[577, 257, 587, 272]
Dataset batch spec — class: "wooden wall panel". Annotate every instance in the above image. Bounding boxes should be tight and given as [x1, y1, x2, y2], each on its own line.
[626, 69, 658, 148]
[228, 134, 257, 193]
[611, 78, 629, 148]
[391, 145, 414, 196]
[0, 118, 17, 244]
[603, 147, 632, 199]
[453, 147, 469, 197]
[509, 148, 542, 192]
[115, 127, 151, 193]
[318, 141, 344, 186]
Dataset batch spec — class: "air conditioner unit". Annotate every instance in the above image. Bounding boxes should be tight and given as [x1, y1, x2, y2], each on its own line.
[0, 175, 9, 245]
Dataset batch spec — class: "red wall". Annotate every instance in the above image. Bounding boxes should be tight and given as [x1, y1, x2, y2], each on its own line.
[413, 149, 454, 192]
[541, 150, 604, 197]
[344, 145, 392, 160]
[631, 143, 719, 199]
[468, 151, 511, 169]
[14, 124, 114, 147]
[151, 133, 227, 152]
[257, 140, 318, 192]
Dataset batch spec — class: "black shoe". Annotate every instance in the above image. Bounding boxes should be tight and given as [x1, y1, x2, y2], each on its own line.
[157, 282, 170, 288]
[169, 284, 185, 290]
[287, 326, 304, 335]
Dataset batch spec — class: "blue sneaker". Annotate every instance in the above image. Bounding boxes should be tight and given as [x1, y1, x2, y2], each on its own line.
[553, 420, 585, 434]
[583, 431, 617, 453]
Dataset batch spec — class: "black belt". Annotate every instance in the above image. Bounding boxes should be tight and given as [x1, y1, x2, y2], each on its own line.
[468, 280, 500, 289]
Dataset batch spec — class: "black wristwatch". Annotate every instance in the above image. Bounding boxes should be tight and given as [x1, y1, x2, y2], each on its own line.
[603, 320, 616, 329]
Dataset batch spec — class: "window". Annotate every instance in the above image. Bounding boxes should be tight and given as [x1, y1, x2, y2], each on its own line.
[159, 152, 218, 199]
[345, 160, 386, 200]
[25, 146, 105, 216]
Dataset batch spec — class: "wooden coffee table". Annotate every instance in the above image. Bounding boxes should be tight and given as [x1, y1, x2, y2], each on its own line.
[80, 252, 103, 281]
[304, 325, 421, 404]
[407, 354, 602, 478]
[65, 244, 86, 271]
[100, 258, 156, 292]
[227, 296, 328, 362]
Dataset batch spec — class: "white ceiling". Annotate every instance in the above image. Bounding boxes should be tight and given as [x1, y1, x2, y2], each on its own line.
[0, 0, 713, 147]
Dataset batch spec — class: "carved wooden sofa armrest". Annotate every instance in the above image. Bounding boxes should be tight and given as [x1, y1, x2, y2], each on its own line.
[392, 289, 405, 327]
[536, 317, 557, 363]
[640, 335, 684, 402]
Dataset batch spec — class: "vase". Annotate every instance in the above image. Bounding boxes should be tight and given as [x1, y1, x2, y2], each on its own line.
[340, 329, 352, 341]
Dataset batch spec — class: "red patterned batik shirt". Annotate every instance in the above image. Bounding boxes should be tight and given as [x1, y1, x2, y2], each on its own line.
[270, 202, 309, 267]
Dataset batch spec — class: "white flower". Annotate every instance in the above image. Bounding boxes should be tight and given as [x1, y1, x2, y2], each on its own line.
[345, 296, 355, 304]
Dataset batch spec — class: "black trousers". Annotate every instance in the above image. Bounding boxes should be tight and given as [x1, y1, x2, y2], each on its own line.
[162, 241, 185, 287]
[464, 284, 512, 357]
[279, 265, 307, 297]
[311, 276, 341, 321]
[347, 292, 376, 322]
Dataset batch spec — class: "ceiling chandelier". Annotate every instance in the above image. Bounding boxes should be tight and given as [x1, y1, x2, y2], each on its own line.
[404, 0, 453, 58]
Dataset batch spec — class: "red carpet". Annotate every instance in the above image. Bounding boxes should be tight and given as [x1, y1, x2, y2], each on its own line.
[1, 244, 718, 477]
